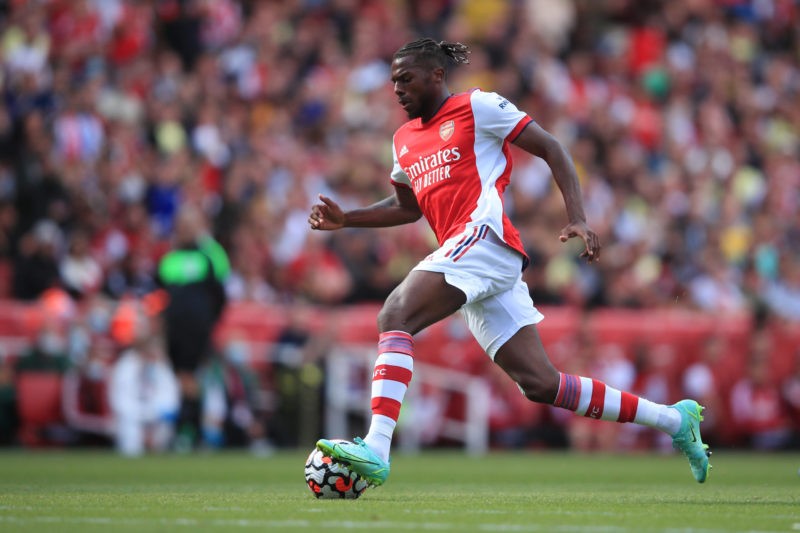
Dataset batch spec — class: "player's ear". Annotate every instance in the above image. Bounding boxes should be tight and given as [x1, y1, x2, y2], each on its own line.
[431, 66, 446, 84]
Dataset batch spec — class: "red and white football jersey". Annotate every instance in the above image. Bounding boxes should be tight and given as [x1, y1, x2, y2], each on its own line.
[390, 89, 532, 263]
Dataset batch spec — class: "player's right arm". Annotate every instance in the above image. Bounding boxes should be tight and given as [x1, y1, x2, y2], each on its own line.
[512, 120, 601, 262]
[308, 186, 422, 231]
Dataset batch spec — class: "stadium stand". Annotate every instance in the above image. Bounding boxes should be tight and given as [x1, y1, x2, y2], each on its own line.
[0, 0, 798, 451]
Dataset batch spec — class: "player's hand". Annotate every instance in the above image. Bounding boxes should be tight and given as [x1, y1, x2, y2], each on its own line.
[559, 221, 601, 263]
[309, 194, 346, 231]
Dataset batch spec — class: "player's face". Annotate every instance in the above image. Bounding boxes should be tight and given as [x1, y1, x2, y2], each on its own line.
[391, 56, 442, 120]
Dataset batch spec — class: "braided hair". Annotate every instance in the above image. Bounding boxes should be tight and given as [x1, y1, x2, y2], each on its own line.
[393, 38, 471, 70]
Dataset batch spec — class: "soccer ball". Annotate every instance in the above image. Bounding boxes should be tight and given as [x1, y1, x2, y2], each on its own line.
[304, 444, 369, 499]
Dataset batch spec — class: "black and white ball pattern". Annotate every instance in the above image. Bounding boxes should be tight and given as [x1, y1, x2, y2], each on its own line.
[304, 444, 370, 499]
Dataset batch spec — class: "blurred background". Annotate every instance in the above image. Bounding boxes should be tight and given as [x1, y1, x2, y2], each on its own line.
[0, 0, 798, 457]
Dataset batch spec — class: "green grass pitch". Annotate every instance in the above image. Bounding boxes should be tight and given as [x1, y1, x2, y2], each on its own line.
[0, 450, 798, 532]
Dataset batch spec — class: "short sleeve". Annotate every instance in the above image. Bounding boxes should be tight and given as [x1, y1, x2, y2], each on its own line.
[390, 138, 412, 188]
[470, 90, 532, 142]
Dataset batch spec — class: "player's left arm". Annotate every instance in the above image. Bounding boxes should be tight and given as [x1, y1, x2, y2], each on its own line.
[512, 121, 601, 262]
[309, 186, 421, 231]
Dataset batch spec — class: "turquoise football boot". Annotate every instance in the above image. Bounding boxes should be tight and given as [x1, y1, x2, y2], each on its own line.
[671, 399, 712, 483]
[316, 437, 390, 486]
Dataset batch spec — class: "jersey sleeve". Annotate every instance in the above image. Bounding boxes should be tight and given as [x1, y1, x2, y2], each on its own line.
[390, 136, 412, 188]
[470, 90, 533, 142]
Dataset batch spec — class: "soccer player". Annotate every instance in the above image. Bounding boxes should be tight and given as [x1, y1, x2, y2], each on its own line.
[309, 39, 711, 485]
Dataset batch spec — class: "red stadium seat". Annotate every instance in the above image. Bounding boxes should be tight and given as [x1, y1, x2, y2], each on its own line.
[16, 373, 64, 446]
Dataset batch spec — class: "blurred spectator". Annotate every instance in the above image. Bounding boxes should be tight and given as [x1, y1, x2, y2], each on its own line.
[145, 153, 184, 239]
[628, 343, 678, 451]
[762, 255, 800, 322]
[269, 305, 329, 448]
[14, 315, 70, 374]
[109, 334, 179, 457]
[60, 228, 102, 299]
[49, 0, 103, 67]
[158, 205, 229, 449]
[286, 231, 353, 304]
[62, 335, 114, 444]
[782, 349, 800, 448]
[82, 294, 114, 337]
[688, 251, 748, 314]
[1, 5, 51, 79]
[199, 336, 268, 453]
[224, 247, 277, 304]
[96, 202, 162, 299]
[12, 220, 62, 301]
[681, 335, 726, 445]
[0, 201, 19, 262]
[329, 229, 396, 302]
[102, 252, 159, 300]
[157, 0, 204, 71]
[730, 333, 793, 450]
[52, 87, 104, 164]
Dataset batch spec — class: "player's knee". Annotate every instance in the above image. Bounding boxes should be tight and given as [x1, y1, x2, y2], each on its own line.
[376, 300, 408, 332]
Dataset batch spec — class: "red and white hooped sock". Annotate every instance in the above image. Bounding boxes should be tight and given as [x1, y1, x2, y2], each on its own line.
[553, 373, 680, 434]
[363, 330, 414, 461]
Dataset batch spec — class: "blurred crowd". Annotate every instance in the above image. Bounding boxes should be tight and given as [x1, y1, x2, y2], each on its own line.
[1, 0, 798, 314]
[0, 0, 799, 453]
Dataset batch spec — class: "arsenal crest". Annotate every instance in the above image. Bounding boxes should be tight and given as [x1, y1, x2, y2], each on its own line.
[439, 120, 454, 141]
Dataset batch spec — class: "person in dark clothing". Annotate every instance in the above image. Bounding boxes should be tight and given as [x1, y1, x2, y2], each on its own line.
[157, 205, 229, 449]
[0, 356, 17, 445]
[12, 220, 62, 301]
[269, 306, 329, 448]
[156, 0, 203, 72]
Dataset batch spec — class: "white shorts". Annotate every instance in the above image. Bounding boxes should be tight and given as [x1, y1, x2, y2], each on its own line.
[412, 224, 544, 359]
